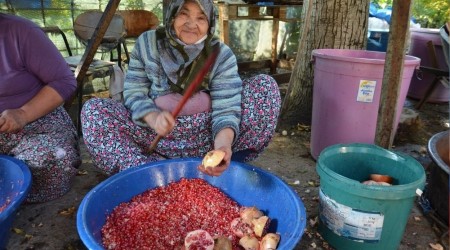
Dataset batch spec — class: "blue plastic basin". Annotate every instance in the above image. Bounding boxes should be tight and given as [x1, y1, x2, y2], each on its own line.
[77, 158, 306, 250]
[0, 155, 32, 249]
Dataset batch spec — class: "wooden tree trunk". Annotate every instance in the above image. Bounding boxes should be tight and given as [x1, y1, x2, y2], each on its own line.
[278, 0, 370, 129]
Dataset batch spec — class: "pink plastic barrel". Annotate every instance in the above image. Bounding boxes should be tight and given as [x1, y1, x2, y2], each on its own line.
[310, 49, 421, 160]
[408, 28, 449, 102]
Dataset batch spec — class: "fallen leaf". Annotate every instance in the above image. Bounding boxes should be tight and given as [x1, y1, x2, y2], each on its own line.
[59, 206, 76, 217]
[414, 216, 421, 221]
[429, 243, 443, 250]
[297, 124, 311, 131]
[77, 170, 88, 175]
[288, 180, 300, 185]
[309, 217, 318, 227]
[12, 228, 24, 235]
[24, 234, 33, 240]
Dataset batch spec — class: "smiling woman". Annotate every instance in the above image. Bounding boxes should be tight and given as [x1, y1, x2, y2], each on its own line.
[80, 0, 281, 179]
[173, 0, 209, 45]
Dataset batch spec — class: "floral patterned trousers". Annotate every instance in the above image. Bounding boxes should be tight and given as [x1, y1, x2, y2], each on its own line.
[0, 107, 81, 203]
[81, 74, 281, 175]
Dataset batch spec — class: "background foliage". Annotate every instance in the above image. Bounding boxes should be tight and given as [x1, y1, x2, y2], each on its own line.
[0, 0, 163, 57]
[373, 0, 449, 28]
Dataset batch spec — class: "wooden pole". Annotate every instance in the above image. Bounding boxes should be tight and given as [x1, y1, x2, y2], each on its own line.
[375, 0, 412, 148]
[64, 0, 121, 135]
[74, 0, 121, 81]
[64, 0, 121, 110]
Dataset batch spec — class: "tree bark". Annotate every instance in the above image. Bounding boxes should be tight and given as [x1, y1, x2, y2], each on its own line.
[278, 0, 369, 129]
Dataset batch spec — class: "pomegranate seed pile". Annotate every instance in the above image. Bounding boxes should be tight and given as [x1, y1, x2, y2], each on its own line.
[0, 204, 7, 213]
[102, 178, 242, 249]
[0, 199, 10, 213]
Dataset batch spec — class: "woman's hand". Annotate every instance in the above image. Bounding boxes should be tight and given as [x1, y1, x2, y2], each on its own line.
[0, 86, 64, 134]
[143, 111, 175, 136]
[0, 109, 28, 133]
[198, 145, 231, 176]
[198, 128, 234, 176]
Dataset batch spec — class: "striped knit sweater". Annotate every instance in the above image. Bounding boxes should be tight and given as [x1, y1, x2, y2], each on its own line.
[123, 30, 243, 142]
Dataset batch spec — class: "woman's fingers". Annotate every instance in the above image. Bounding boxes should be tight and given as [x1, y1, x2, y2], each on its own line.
[198, 163, 227, 176]
[155, 111, 175, 136]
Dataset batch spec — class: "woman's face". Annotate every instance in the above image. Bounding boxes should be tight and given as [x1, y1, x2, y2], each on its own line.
[173, 0, 209, 45]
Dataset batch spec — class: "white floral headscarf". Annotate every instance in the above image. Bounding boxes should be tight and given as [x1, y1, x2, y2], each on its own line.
[156, 0, 219, 93]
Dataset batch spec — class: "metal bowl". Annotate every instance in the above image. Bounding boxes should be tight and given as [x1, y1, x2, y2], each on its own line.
[77, 158, 307, 250]
[428, 130, 450, 173]
[425, 130, 449, 224]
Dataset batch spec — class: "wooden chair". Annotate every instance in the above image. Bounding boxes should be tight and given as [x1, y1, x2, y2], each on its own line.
[40, 26, 73, 56]
[74, 10, 127, 69]
[117, 10, 160, 63]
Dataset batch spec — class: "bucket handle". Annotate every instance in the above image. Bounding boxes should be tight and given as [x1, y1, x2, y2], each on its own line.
[310, 55, 315, 65]
[414, 65, 423, 80]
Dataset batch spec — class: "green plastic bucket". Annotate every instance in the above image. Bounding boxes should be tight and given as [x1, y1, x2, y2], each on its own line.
[316, 143, 426, 250]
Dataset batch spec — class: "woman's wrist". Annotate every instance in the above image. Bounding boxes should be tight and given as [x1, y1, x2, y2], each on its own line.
[214, 128, 234, 149]
[143, 111, 160, 129]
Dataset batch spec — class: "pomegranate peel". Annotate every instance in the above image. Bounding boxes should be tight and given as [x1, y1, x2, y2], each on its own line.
[230, 217, 254, 238]
[260, 233, 280, 250]
[184, 229, 214, 250]
[240, 206, 264, 225]
[252, 216, 271, 237]
[362, 180, 392, 186]
[239, 235, 260, 250]
[202, 150, 226, 168]
[213, 236, 232, 250]
[370, 174, 393, 184]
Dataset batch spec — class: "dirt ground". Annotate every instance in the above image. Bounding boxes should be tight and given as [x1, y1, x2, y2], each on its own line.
[5, 95, 449, 250]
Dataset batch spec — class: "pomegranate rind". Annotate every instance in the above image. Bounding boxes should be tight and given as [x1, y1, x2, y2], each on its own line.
[202, 150, 226, 168]
[260, 233, 280, 250]
[240, 206, 264, 225]
[185, 229, 214, 250]
[252, 216, 270, 238]
[230, 217, 254, 238]
[239, 235, 260, 250]
[370, 174, 393, 184]
[213, 236, 232, 250]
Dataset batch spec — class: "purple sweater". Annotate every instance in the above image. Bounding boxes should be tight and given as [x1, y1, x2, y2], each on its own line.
[0, 14, 76, 113]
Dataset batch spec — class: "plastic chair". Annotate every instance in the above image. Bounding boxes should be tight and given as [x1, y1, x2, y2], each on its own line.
[74, 10, 127, 69]
[117, 10, 159, 63]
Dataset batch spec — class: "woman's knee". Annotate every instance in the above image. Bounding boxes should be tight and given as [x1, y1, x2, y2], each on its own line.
[82, 98, 110, 116]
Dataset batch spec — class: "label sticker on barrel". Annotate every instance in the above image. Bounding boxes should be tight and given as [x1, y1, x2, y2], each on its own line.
[319, 190, 384, 243]
[357, 80, 376, 102]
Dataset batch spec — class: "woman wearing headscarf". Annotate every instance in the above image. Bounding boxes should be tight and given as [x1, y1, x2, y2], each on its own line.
[81, 0, 281, 176]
